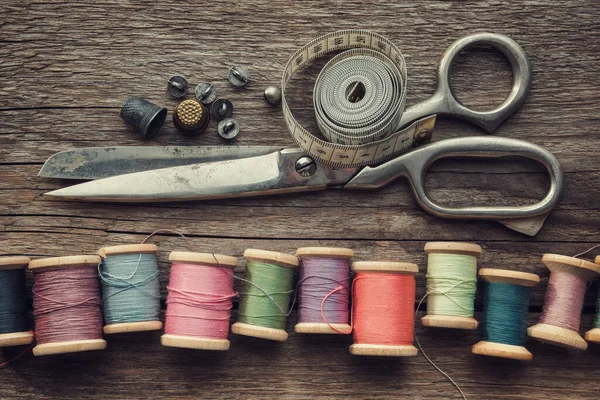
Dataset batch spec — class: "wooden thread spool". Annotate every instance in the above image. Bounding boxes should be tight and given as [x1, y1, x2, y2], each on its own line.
[98, 244, 163, 334]
[29, 255, 107, 356]
[472, 268, 540, 361]
[161, 252, 238, 351]
[528, 254, 600, 350]
[584, 255, 600, 343]
[232, 249, 299, 342]
[350, 261, 419, 357]
[422, 242, 481, 330]
[0, 256, 34, 347]
[294, 247, 353, 334]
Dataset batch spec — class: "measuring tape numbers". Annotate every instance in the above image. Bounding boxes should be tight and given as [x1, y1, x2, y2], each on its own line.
[281, 29, 436, 168]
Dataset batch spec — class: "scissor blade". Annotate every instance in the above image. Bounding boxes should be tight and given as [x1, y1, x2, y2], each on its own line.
[38, 146, 285, 180]
[43, 149, 358, 202]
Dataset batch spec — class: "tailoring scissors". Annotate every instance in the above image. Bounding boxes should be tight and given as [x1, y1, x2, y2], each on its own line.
[40, 33, 563, 236]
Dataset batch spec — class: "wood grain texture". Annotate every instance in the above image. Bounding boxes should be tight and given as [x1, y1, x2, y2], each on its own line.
[1, 0, 600, 398]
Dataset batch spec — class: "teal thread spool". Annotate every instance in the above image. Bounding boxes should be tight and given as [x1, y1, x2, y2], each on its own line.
[472, 268, 539, 361]
[0, 256, 34, 347]
[98, 244, 162, 334]
[422, 242, 481, 330]
[232, 249, 299, 342]
[584, 255, 600, 343]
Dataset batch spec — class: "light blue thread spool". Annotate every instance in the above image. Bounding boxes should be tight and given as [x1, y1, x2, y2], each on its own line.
[98, 244, 163, 334]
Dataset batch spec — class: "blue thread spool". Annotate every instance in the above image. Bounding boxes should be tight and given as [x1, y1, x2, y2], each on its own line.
[99, 244, 162, 334]
[472, 268, 539, 361]
[0, 257, 34, 347]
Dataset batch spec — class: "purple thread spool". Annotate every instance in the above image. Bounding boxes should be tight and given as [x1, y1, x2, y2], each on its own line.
[295, 247, 353, 334]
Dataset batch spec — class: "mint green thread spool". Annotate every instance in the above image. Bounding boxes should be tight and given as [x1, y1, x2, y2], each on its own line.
[232, 249, 299, 342]
[98, 244, 163, 334]
[422, 242, 481, 330]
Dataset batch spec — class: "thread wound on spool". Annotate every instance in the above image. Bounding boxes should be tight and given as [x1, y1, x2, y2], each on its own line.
[164, 262, 236, 340]
[482, 283, 530, 346]
[540, 271, 586, 330]
[33, 266, 103, 345]
[0, 269, 29, 335]
[237, 261, 295, 330]
[99, 253, 161, 327]
[426, 253, 477, 317]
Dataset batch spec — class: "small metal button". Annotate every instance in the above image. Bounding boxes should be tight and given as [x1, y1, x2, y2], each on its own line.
[211, 98, 234, 120]
[228, 65, 250, 87]
[195, 83, 217, 104]
[264, 86, 282, 106]
[173, 99, 210, 135]
[218, 118, 240, 140]
[167, 75, 189, 98]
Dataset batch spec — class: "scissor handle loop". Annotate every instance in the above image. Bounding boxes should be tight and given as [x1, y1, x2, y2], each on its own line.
[405, 137, 562, 220]
[435, 32, 532, 132]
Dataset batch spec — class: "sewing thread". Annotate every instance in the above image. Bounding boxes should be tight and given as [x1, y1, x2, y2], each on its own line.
[482, 282, 530, 346]
[539, 271, 586, 330]
[426, 253, 477, 317]
[0, 269, 29, 336]
[99, 251, 161, 326]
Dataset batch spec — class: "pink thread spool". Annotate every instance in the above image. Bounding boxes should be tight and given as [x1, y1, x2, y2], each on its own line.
[295, 247, 353, 334]
[585, 255, 600, 343]
[0, 256, 34, 347]
[29, 255, 107, 356]
[528, 254, 600, 350]
[161, 252, 238, 351]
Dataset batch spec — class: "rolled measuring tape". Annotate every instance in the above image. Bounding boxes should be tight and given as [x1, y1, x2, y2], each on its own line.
[281, 29, 436, 168]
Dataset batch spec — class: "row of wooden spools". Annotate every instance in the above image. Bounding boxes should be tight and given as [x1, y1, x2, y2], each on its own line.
[1, 242, 599, 361]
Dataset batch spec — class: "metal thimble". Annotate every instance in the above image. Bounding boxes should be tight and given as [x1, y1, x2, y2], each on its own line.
[173, 99, 210, 135]
[119, 96, 168, 139]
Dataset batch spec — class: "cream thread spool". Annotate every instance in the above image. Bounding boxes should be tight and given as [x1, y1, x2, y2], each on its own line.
[350, 261, 419, 357]
[29, 255, 107, 356]
[232, 249, 299, 342]
[295, 247, 353, 334]
[472, 268, 540, 361]
[422, 242, 481, 330]
[0, 256, 34, 347]
[584, 255, 600, 343]
[99, 244, 163, 334]
[161, 252, 238, 351]
[528, 254, 600, 350]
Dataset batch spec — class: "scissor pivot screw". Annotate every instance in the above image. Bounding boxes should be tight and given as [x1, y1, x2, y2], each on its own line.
[295, 156, 316, 177]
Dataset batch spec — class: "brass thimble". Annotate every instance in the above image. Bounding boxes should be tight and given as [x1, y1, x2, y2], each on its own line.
[173, 99, 210, 135]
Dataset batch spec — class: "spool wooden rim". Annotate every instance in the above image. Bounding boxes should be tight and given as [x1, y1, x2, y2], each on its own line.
[527, 323, 588, 350]
[169, 251, 238, 268]
[424, 242, 482, 257]
[161, 334, 231, 351]
[231, 322, 289, 341]
[104, 321, 163, 334]
[0, 256, 31, 271]
[243, 249, 299, 269]
[349, 344, 418, 357]
[99, 244, 158, 258]
[0, 331, 34, 348]
[351, 261, 418, 274]
[542, 254, 600, 280]
[478, 268, 540, 287]
[32, 339, 107, 356]
[584, 328, 600, 343]
[421, 315, 479, 330]
[471, 341, 533, 361]
[596, 255, 600, 264]
[294, 322, 352, 335]
[28, 255, 101, 271]
[296, 247, 354, 259]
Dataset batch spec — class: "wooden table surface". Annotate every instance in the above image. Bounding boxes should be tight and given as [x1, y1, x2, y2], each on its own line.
[1, 1, 599, 399]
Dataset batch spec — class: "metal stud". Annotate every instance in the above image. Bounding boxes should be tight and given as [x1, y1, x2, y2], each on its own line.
[195, 83, 217, 104]
[167, 75, 189, 98]
[295, 156, 316, 177]
[218, 118, 240, 140]
[227, 65, 250, 87]
[211, 98, 234, 120]
[264, 86, 282, 106]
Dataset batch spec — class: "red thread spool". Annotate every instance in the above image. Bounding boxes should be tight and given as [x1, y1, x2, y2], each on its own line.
[528, 254, 600, 350]
[29, 255, 107, 356]
[350, 261, 419, 357]
[161, 252, 238, 351]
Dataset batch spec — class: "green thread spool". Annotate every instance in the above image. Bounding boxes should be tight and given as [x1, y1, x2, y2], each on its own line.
[98, 244, 163, 335]
[472, 268, 539, 361]
[422, 242, 481, 330]
[232, 249, 299, 342]
[584, 255, 600, 343]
